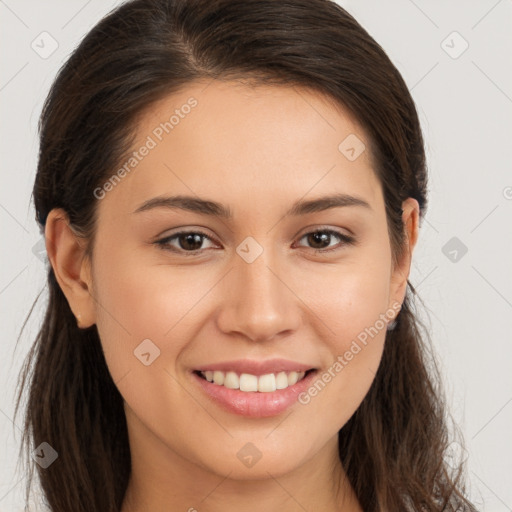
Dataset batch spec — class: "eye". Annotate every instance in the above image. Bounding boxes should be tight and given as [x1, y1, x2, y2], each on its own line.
[295, 228, 355, 253]
[155, 230, 218, 255]
[154, 227, 355, 256]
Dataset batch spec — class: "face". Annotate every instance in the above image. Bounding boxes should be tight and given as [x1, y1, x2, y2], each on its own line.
[52, 79, 417, 481]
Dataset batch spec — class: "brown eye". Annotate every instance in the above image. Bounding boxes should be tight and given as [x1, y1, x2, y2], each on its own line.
[305, 231, 332, 249]
[176, 233, 205, 251]
[296, 229, 355, 253]
[155, 230, 217, 255]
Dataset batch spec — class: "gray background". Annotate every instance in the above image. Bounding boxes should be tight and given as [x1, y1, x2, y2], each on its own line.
[1, 0, 511, 510]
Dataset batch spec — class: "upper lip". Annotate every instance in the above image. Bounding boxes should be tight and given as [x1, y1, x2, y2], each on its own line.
[194, 358, 316, 376]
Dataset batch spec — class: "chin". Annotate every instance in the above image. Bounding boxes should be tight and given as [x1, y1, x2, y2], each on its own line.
[193, 439, 313, 481]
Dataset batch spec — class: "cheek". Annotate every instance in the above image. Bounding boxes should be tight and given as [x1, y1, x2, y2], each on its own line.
[292, 254, 391, 425]
[90, 244, 220, 383]
[90, 248, 211, 445]
[294, 249, 392, 345]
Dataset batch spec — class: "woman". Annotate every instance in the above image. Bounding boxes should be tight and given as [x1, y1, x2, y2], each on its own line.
[15, 0, 478, 510]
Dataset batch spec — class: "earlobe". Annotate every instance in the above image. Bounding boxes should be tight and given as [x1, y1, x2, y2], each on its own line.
[44, 208, 96, 328]
[389, 197, 420, 309]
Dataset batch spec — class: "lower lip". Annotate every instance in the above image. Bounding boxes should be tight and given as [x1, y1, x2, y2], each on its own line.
[192, 370, 317, 418]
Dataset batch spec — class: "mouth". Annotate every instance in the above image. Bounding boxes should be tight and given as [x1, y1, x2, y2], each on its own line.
[191, 360, 318, 418]
[193, 368, 315, 392]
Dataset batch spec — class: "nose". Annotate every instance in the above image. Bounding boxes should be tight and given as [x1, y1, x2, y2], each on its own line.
[216, 246, 303, 343]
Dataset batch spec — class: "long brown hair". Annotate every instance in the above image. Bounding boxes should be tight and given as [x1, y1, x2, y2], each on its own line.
[15, 0, 477, 510]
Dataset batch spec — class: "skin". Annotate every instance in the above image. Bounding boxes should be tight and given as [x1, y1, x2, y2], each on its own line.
[45, 79, 419, 512]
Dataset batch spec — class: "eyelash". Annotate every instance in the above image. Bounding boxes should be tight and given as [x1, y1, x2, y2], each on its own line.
[154, 228, 356, 256]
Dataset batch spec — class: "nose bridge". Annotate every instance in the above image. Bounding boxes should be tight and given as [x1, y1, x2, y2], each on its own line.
[216, 238, 301, 342]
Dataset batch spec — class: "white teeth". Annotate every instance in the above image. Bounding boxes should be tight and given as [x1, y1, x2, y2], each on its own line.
[258, 373, 276, 392]
[287, 371, 299, 386]
[240, 373, 258, 392]
[213, 371, 224, 385]
[275, 371, 289, 389]
[223, 371, 239, 389]
[200, 370, 308, 392]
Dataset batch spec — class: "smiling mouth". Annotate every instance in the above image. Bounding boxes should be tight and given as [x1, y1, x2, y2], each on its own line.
[194, 369, 316, 392]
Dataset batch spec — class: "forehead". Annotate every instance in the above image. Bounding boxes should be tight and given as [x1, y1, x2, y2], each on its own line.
[96, 79, 383, 219]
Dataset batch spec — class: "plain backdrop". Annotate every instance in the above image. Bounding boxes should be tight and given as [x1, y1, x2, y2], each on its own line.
[1, 1, 511, 510]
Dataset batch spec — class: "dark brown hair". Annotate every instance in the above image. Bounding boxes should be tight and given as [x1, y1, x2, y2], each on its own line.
[15, 0, 477, 510]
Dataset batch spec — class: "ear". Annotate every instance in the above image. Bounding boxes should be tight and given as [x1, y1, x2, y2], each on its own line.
[44, 208, 96, 328]
[388, 197, 420, 311]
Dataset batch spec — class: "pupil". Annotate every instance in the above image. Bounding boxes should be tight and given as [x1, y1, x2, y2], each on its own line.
[180, 233, 203, 250]
[309, 232, 330, 249]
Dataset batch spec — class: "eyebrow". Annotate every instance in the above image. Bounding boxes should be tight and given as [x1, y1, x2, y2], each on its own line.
[132, 192, 372, 218]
